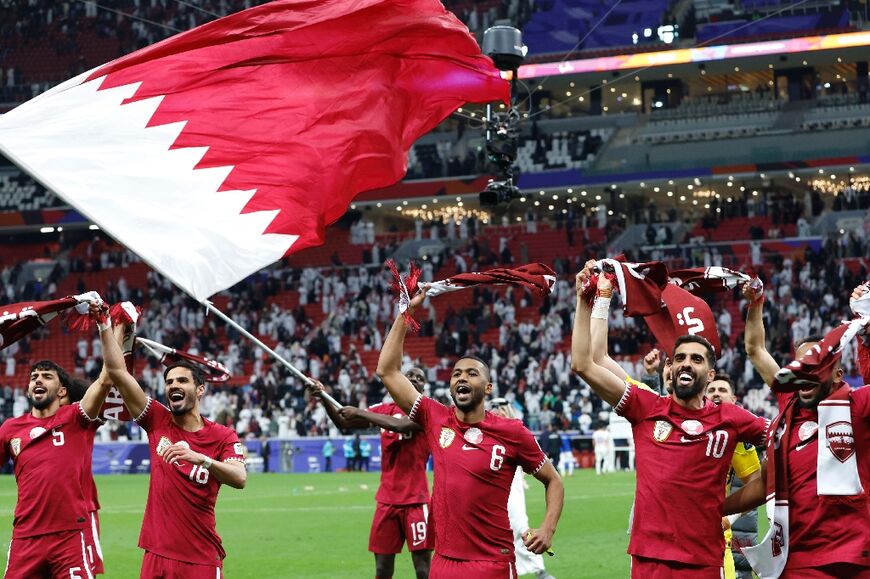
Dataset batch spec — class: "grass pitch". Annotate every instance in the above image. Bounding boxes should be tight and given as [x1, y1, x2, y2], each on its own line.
[0, 470, 638, 577]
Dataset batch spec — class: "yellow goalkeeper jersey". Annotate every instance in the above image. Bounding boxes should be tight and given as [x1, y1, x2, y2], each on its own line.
[726, 442, 760, 494]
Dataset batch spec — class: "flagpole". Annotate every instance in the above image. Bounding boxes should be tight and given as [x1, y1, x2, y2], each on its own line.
[201, 300, 343, 411]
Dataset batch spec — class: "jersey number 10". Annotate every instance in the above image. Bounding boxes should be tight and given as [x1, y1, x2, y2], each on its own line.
[705, 430, 728, 459]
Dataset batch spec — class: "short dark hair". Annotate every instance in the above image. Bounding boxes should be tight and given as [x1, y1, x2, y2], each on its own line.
[65, 378, 89, 403]
[796, 335, 824, 349]
[30, 360, 72, 389]
[163, 361, 205, 386]
[455, 354, 491, 382]
[673, 335, 716, 365]
[710, 373, 734, 394]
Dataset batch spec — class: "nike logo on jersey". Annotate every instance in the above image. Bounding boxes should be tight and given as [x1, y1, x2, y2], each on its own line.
[795, 441, 813, 451]
[680, 436, 703, 443]
[412, 538, 426, 546]
[461, 444, 481, 451]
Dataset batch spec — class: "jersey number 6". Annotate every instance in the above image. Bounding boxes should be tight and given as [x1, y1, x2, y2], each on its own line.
[489, 445, 506, 471]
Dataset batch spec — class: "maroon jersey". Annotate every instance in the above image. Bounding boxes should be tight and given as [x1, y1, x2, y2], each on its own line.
[616, 384, 768, 566]
[82, 428, 99, 512]
[369, 401, 430, 505]
[775, 387, 870, 570]
[0, 403, 102, 538]
[135, 398, 246, 566]
[408, 395, 547, 562]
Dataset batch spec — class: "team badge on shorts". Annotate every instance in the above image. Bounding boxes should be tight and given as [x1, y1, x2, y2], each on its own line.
[29, 426, 46, 439]
[680, 420, 703, 436]
[652, 420, 673, 442]
[439, 427, 456, 449]
[463, 427, 483, 444]
[156, 436, 172, 456]
[10, 438, 20, 456]
[826, 421, 855, 463]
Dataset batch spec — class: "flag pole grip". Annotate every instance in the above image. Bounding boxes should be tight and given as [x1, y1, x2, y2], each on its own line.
[202, 300, 343, 410]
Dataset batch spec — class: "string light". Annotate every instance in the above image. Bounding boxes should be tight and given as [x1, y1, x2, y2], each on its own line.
[400, 204, 491, 224]
[811, 175, 870, 195]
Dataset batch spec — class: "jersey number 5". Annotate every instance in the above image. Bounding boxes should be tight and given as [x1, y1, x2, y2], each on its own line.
[51, 428, 64, 447]
[489, 445, 506, 471]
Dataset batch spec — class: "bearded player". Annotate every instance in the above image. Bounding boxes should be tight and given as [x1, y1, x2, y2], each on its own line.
[101, 317, 246, 578]
[310, 371, 433, 579]
[572, 261, 768, 578]
[723, 282, 870, 577]
[377, 289, 563, 578]
[0, 301, 114, 578]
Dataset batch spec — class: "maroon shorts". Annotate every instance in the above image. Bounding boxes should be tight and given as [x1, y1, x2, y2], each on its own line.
[5, 528, 93, 579]
[82, 511, 104, 575]
[368, 502, 434, 554]
[430, 554, 517, 579]
[631, 555, 723, 579]
[140, 551, 223, 579]
[781, 564, 870, 578]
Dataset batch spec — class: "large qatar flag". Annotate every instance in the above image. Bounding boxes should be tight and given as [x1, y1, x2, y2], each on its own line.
[0, 0, 508, 301]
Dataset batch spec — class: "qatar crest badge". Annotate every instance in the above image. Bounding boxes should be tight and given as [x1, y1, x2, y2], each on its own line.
[10, 438, 20, 456]
[798, 421, 818, 442]
[439, 427, 456, 449]
[653, 420, 673, 442]
[464, 427, 483, 444]
[681, 420, 704, 436]
[826, 421, 856, 463]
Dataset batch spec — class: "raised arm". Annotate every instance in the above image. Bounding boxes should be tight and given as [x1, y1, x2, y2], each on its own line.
[376, 291, 426, 414]
[641, 349, 662, 392]
[524, 461, 564, 555]
[742, 284, 779, 387]
[571, 263, 629, 407]
[590, 275, 629, 381]
[79, 303, 117, 419]
[339, 406, 423, 434]
[101, 314, 148, 418]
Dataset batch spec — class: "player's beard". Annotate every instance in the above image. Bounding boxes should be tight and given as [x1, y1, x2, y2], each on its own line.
[451, 387, 485, 412]
[797, 378, 833, 409]
[27, 389, 56, 410]
[671, 371, 705, 401]
[169, 392, 195, 416]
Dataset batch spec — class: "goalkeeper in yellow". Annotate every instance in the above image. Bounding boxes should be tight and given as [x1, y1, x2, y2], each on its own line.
[706, 374, 761, 579]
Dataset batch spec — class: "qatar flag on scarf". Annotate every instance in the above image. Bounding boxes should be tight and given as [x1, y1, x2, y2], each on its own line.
[644, 284, 721, 355]
[421, 263, 557, 297]
[773, 316, 870, 392]
[137, 337, 232, 383]
[0, 0, 508, 302]
[597, 258, 669, 316]
[0, 292, 101, 351]
[668, 266, 755, 294]
[387, 261, 556, 331]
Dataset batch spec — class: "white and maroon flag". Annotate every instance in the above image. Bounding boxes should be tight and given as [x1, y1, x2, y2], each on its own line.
[0, 292, 102, 350]
[0, 0, 508, 301]
[136, 337, 231, 383]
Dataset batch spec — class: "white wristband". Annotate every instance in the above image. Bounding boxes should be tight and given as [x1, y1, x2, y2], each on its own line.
[726, 513, 740, 526]
[201, 456, 213, 470]
[591, 296, 611, 319]
[97, 319, 111, 332]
